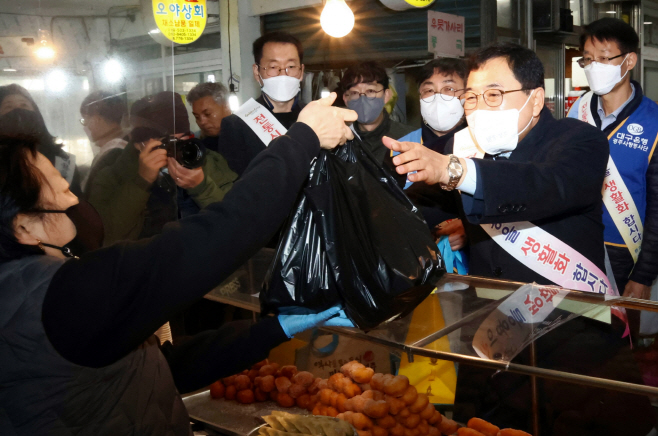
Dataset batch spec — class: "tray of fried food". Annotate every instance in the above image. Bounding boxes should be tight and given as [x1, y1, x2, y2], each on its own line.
[255, 410, 357, 436]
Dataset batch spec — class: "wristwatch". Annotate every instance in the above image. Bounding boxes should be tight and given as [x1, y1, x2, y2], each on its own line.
[440, 154, 463, 191]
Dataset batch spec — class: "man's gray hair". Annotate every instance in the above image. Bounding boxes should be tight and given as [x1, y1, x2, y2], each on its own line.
[187, 82, 229, 106]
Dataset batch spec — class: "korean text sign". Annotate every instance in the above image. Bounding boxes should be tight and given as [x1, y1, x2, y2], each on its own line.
[427, 10, 465, 58]
[153, 0, 207, 44]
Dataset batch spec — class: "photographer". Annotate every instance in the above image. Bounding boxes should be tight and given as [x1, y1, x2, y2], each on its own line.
[87, 91, 237, 246]
[0, 94, 357, 435]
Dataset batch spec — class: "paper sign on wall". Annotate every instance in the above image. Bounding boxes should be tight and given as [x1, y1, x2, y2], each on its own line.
[428, 10, 465, 58]
[153, 0, 207, 45]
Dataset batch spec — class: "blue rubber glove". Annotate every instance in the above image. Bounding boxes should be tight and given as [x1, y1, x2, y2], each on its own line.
[278, 306, 355, 338]
[437, 235, 468, 275]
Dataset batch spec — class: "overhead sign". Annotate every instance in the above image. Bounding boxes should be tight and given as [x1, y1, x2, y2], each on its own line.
[153, 0, 207, 44]
[427, 10, 465, 58]
[380, 0, 435, 11]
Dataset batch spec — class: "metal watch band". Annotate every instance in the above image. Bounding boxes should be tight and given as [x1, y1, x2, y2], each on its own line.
[440, 154, 463, 191]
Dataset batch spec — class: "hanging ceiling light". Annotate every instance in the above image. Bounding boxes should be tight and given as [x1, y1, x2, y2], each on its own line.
[35, 29, 56, 59]
[321, 0, 355, 38]
[104, 58, 123, 83]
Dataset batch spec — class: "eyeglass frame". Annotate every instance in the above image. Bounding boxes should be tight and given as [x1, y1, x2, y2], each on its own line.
[257, 64, 302, 77]
[420, 86, 464, 103]
[577, 53, 627, 68]
[343, 88, 386, 101]
[459, 88, 533, 109]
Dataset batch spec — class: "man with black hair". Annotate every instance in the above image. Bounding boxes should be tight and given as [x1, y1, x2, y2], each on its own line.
[215, 31, 305, 176]
[340, 61, 414, 168]
[568, 17, 658, 306]
[385, 42, 655, 435]
[79, 91, 128, 191]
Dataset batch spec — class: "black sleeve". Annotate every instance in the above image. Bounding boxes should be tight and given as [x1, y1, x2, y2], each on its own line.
[163, 317, 287, 394]
[217, 116, 266, 176]
[460, 124, 609, 225]
[630, 151, 658, 286]
[43, 123, 320, 368]
[405, 182, 461, 228]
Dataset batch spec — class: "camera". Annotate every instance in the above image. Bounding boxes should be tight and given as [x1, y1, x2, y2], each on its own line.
[159, 135, 206, 169]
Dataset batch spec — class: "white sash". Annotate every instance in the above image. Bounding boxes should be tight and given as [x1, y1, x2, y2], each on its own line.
[576, 92, 643, 261]
[233, 98, 287, 147]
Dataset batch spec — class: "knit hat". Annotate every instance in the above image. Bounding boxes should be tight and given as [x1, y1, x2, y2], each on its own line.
[130, 91, 190, 143]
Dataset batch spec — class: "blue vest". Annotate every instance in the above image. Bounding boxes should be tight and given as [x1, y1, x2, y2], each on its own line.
[569, 96, 658, 246]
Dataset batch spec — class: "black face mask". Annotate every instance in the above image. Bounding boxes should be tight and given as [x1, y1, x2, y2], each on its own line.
[33, 200, 105, 258]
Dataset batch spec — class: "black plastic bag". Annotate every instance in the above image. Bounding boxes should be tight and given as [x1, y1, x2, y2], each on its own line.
[261, 137, 445, 330]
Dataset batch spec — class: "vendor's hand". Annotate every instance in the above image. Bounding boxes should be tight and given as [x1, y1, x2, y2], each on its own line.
[168, 158, 204, 189]
[137, 139, 167, 184]
[434, 219, 467, 251]
[382, 136, 468, 186]
[622, 280, 651, 300]
[277, 306, 355, 338]
[298, 93, 358, 149]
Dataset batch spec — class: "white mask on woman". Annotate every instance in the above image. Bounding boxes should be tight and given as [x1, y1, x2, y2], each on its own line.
[465, 90, 535, 155]
[584, 54, 630, 96]
[420, 96, 464, 132]
[260, 75, 301, 102]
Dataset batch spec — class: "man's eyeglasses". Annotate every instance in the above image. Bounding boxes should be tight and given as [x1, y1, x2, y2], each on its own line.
[459, 88, 532, 110]
[420, 86, 463, 103]
[343, 88, 385, 101]
[258, 64, 301, 77]
[577, 53, 627, 68]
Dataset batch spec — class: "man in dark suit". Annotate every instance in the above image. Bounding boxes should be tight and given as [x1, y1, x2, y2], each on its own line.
[215, 31, 305, 176]
[384, 43, 655, 436]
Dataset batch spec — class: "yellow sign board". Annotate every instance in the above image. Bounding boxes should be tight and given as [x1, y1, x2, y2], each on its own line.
[153, 0, 207, 44]
[404, 0, 436, 6]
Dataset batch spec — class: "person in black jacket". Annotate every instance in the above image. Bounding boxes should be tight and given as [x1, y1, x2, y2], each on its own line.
[215, 31, 306, 176]
[384, 43, 655, 436]
[0, 94, 357, 435]
[187, 82, 232, 153]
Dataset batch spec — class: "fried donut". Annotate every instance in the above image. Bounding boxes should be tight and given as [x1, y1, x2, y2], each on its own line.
[403, 413, 420, 429]
[279, 365, 298, 379]
[258, 364, 276, 377]
[252, 359, 268, 370]
[403, 427, 419, 436]
[235, 375, 252, 391]
[288, 383, 307, 399]
[364, 399, 390, 419]
[317, 379, 330, 391]
[428, 410, 443, 425]
[409, 394, 429, 414]
[399, 386, 418, 406]
[438, 418, 459, 435]
[376, 415, 397, 429]
[320, 389, 335, 406]
[420, 402, 435, 420]
[276, 393, 295, 408]
[370, 373, 387, 392]
[329, 373, 347, 391]
[341, 361, 364, 377]
[385, 395, 407, 415]
[389, 423, 405, 436]
[222, 375, 236, 386]
[428, 426, 440, 436]
[254, 388, 268, 402]
[312, 404, 323, 416]
[341, 411, 355, 425]
[270, 362, 280, 372]
[362, 390, 385, 401]
[352, 412, 374, 431]
[225, 385, 237, 401]
[467, 418, 499, 436]
[330, 391, 340, 408]
[372, 426, 389, 436]
[247, 369, 260, 381]
[457, 428, 486, 436]
[308, 378, 323, 395]
[357, 431, 373, 436]
[237, 389, 255, 404]
[497, 429, 533, 436]
[417, 419, 429, 435]
[352, 366, 375, 384]
[397, 408, 411, 419]
[209, 381, 225, 399]
[326, 406, 339, 417]
[343, 382, 362, 399]
[384, 375, 409, 397]
[350, 395, 369, 414]
[275, 377, 292, 394]
[292, 371, 315, 388]
[259, 375, 275, 393]
[336, 393, 348, 413]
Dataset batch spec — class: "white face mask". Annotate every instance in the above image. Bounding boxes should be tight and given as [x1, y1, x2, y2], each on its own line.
[584, 54, 629, 96]
[420, 96, 464, 132]
[465, 90, 535, 155]
[260, 74, 301, 102]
